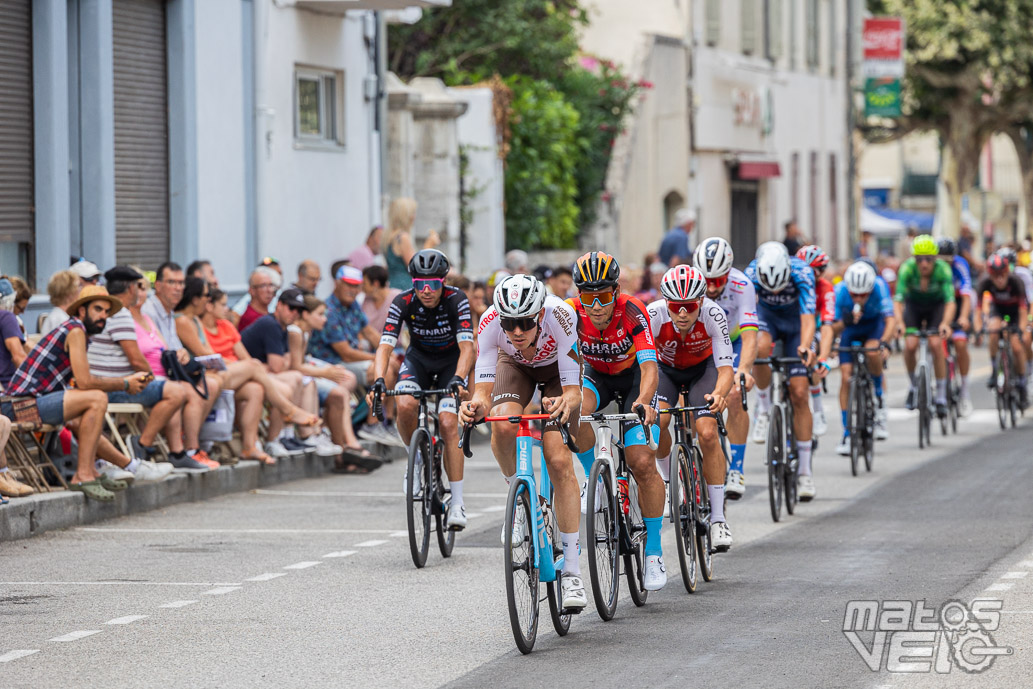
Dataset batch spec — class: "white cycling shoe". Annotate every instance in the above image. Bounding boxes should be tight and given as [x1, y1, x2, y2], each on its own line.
[560, 574, 588, 609]
[580, 478, 603, 515]
[812, 407, 828, 436]
[959, 395, 974, 418]
[501, 506, 527, 548]
[446, 503, 467, 531]
[798, 475, 816, 501]
[874, 406, 890, 440]
[835, 436, 851, 456]
[712, 522, 733, 552]
[643, 555, 667, 591]
[724, 470, 745, 500]
[752, 412, 770, 444]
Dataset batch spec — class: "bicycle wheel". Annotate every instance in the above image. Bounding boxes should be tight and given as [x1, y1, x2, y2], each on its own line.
[434, 441, 456, 559]
[995, 352, 1008, 430]
[691, 444, 714, 582]
[848, 377, 861, 477]
[503, 480, 539, 654]
[863, 392, 875, 473]
[406, 430, 432, 568]
[586, 457, 619, 621]
[783, 405, 798, 515]
[671, 443, 698, 593]
[917, 368, 929, 448]
[766, 404, 784, 523]
[544, 486, 571, 636]
[624, 473, 648, 607]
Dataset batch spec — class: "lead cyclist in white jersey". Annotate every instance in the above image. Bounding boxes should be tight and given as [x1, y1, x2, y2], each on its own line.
[692, 237, 759, 500]
[459, 274, 587, 609]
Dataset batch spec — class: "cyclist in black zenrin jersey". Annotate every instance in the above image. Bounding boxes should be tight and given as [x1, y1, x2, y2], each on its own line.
[367, 250, 476, 530]
[978, 254, 1029, 407]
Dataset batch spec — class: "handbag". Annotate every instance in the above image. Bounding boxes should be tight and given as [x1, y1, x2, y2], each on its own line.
[161, 349, 209, 400]
[199, 389, 236, 442]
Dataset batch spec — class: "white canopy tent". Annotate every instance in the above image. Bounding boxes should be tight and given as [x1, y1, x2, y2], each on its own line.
[859, 206, 905, 236]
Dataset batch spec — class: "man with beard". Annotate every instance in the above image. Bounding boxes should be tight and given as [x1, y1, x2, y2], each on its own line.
[4, 286, 156, 501]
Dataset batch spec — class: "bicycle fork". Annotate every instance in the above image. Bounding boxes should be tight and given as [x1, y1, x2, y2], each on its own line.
[514, 426, 560, 584]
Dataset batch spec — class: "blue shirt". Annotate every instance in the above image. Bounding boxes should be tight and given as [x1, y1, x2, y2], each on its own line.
[951, 255, 973, 295]
[745, 256, 816, 315]
[240, 315, 288, 363]
[307, 293, 368, 365]
[657, 227, 691, 265]
[834, 280, 893, 325]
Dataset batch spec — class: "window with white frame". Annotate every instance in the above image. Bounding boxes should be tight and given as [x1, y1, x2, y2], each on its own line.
[294, 67, 344, 146]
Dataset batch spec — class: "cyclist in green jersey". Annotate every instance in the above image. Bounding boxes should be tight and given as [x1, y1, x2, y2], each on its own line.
[893, 234, 956, 415]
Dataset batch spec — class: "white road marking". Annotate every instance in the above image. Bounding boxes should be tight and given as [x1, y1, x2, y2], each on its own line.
[283, 561, 322, 570]
[202, 587, 242, 596]
[254, 489, 509, 499]
[246, 573, 287, 582]
[1001, 610, 1033, 614]
[389, 530, 408, 538]
[353, 540, 388, 548]
[322, 551, 356, 559]
[482, 505, 507, 513]
[159, 600, 198, 608]
[105, 615, 148, 625]
[884, 409, 1006, 424]
[75, 527, 400, 534]
[1017, 560, 1033, 568]
[986, 582, 1014, 592]
[50, 630, 101, 642]
[464, 512, 482, 519]
[0, 650, 39, 663]
[1002, 571, 1029, 579]
[0, 581, 240, 587]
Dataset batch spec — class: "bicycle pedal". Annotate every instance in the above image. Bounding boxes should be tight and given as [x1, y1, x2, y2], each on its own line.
[560, 607, 584, 616]
[448, 524, 465, 532]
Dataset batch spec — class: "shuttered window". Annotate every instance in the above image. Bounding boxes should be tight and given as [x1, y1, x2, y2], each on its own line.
[742, 0, 758, 55]
[805, 0, 819, 71]
[705, 0, 721, 47]
[0, 0, 34, 251]
[766, 0, 783, 61]
[113, 0, 169, 270]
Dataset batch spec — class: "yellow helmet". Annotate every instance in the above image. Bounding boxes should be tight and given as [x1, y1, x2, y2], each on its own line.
[911, 234, 937, 256]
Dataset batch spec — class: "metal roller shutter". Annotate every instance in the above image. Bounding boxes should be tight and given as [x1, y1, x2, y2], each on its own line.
[0, 0, 34, 246]
[113, 0, 169, 269]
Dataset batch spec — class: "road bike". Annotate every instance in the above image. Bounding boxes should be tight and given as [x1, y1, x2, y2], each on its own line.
[837, 344, 881, 476]
[581, 405, 656, 619]
[986, 323, 1023, 429]
[754, 357, 805, 523]
[942, 334, 961, 435]
[376, 388, 460, 569]
[460, 409, 581, 655]
[911, 329, 939, 449]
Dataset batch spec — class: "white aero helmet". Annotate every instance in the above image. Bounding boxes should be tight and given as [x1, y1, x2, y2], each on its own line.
[493, 273, 547, 318]
[693, 237, 734, 278]
[756, 241, 789, 260]
[844, 261, 877, 295]
[755, 252, 792, 293]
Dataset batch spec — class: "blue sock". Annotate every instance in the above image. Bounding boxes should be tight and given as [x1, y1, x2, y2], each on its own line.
[576, 449, 595, 478]
[644, 517, 663, 557]
[873, 374, 883, 397]
[729, 443, 746, 473]
[840, 409, 849, 432]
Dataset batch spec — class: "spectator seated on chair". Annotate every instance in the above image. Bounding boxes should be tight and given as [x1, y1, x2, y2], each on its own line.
[234, 265, 281, 332]
[186, 259, 219, 289]
[0, 283, 27, 389]
[293, 260, 322, 295]
[40, 269, 80, 336]
[3, 286, 167, 501]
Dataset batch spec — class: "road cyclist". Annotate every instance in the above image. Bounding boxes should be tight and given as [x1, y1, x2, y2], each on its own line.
[937, 238, 976, 416]
[796, 244, 836, 437]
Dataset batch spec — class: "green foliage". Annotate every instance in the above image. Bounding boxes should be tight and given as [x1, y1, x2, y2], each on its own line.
[504, 80, 581, 250]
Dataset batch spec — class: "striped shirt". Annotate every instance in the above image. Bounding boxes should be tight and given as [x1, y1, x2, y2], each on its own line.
[87, 309, 136, 378]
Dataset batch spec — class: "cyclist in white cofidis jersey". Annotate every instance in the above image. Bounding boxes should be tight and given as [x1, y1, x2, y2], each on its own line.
[458, 274, 587, 610]
[692, 237, 758, 502]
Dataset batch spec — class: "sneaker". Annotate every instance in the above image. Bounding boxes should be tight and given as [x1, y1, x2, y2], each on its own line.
[302, 432, 343, 458]
[501, 505, 527, 548]
[0, 472, 34, 497]
[560, 574, 588, 609]
[129, 435, 155, 461]
[663, 480, 671, 518]
[712, 521, 733, 552]
[167, 453, 210, 474]
[579, 478, 603, 515]
[278, 437, 309, 456]
[191, 450, 220, 470]
[643, 555, 667, 591]
[835, 435, 851, 456]
[725, 470, 745, 500]
[905, 388, 916, 411]
[875, 406, 889, 440]
[798, 475, 816, 501]
[96, 460, 135, 485]
[959, 394, 974, 417]
[147, 460, 175, 478]
[446, 502, 467, 531]
[381, 422, 407, 448]
[132, 459, 170, 483]
[356, 424, 381, 443]
[751, 412, 770, 444]
[265, 440, 294, 459]
[812, 407, 828, 436]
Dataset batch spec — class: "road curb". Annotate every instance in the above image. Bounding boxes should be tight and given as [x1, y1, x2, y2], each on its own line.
[0, 451, 341, 542]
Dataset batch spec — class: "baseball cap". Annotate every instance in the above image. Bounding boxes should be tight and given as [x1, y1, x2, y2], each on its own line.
[335, 265, 363, 285]
[71, 260, 102, 280]
[278, 288, 308, 311]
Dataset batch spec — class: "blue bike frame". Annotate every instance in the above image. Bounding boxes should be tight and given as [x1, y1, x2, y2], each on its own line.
[510, 417, 564, 583]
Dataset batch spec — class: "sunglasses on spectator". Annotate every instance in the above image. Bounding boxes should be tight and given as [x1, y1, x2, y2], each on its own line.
[500, 316, 539, 333]
[705, 275, 728, 290]
[414, 278, 443, 292]
[261, 256, 280, 266]
[667, 299, 701, 314]
[578, 290, 616, 308]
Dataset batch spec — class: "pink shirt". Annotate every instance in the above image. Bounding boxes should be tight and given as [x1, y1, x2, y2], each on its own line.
[134, 313, 167, 378]
[362, 288, 400, 335]
[348, 244, 377, 271]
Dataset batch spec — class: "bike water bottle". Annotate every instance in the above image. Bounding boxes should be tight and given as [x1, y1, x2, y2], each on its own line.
[616, 476, 630, 516]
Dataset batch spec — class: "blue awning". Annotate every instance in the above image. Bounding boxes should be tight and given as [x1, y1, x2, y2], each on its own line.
[866, 206, 935, 232]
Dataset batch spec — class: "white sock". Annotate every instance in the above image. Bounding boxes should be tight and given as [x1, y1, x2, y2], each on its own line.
[560, 531, 581, 575]
[935, 378, 947, 403]
[757, 387, 771, 413]
[126, 457, 141, 473]
[797, 440, 812, 476]
[655, 453, 671, 482]
[0, 467, 9, 474]
[504, 473, 515, 486]
[709, 484, 725, 523]
[810, 386, 822, 412]
[449, 480, 463, 507]
[961, 375, 969, 396]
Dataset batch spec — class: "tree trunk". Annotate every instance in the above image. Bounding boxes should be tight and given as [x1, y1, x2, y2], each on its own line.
[1005, 126, 1033, 242]
[939, 102, 988, 239]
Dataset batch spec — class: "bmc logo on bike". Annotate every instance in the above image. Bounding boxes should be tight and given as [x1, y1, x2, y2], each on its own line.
[842, 598, 1012, 674]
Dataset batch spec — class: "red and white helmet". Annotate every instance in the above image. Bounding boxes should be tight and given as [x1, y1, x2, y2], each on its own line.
[693, 237, 734, 278]
[796, 244, 829, 270]
[660, 265, 707, 301]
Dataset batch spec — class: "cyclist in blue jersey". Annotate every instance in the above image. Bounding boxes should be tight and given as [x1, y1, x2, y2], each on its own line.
[820, 262, 896, 455]
[937, 238, 974, 416]
[746, 248, 819, 501]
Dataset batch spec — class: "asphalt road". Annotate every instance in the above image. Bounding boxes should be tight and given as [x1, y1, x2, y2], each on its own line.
[2, 355, 1032, 688]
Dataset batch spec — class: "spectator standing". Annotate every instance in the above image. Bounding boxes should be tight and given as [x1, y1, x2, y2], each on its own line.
[505, 250, 530, 275]
[658, 208, 696, 266]
[384, 197, 440, 290]
[469, 281, 488, 325]
[359, 265, 400, 335]
[70, 260, 102, 287]
[548, 265, 574, 299]
[783, 219, 804, 255]
[237, 266, 281, 332]
[41, 270, 80, 336]
[348, 225, 384, 271]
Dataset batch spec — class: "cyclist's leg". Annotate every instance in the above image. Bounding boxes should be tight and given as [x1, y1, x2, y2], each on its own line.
[1011, 330, 1027, 377]
[754, 309, 775, 413]
[988, 314, 1002, 364]
[487, 355, 535, 479]
[432, 355, 464, 497]
[725, 337, 748, 475]
[901, 300, 921, 383]
[620, 369, 663, 524]
[684, 361, 726, 518]
[392, 351, 429, 446]
[837, 359, 853, 437]
[538, 372, 582, 577]
[953, 326, 971, 406]
[655, 366, 677, 461]
[784, 324, 814, 481]
[574, 369, 607, 478]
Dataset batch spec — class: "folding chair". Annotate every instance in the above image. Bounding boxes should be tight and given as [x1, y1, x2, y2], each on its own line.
[5, 421, 67, 492]
[105, 402, 170, 461]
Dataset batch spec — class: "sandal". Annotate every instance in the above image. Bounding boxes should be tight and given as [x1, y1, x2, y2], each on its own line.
[331, 462, 373, 475]
[70, 479, 116, 502]
[338, 450, 383, 472]
[98, 474, 129, 492]
[241, 450, 277, 466]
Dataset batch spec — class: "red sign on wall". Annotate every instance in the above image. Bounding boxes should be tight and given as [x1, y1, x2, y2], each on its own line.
[863, 17, 904, 61]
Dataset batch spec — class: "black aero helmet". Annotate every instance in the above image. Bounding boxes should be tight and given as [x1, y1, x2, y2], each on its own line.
[573, 251, 620, 291]
[937, 237, 956, 257]
[408, 249, 450, 278]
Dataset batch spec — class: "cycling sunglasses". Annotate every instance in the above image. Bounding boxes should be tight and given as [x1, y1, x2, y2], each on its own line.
[413, 277, 444, 292]
[915, 255, 936, 263]
[667, 299, 701, 314]
[578, 290, 616, 308]
[500, 316, 539, 333]
[705, 275, 728, 290]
